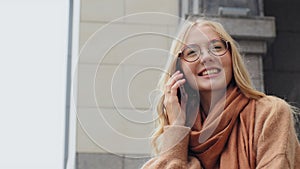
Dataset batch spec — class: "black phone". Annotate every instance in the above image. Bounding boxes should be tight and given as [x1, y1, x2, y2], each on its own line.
[175, 58, 199, 127]
[176, 58, 182, 103]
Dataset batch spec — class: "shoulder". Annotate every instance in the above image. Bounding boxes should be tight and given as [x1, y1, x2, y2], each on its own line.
[254, 95, 294, 138]
[256, 95, 289, 107]
[254, 96, 300, 168]
[256, 95, 291, 118]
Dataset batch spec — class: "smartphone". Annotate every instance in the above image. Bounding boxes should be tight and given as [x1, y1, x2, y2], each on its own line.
[176, 58, 182, 103]
[175, 58, 198, 127]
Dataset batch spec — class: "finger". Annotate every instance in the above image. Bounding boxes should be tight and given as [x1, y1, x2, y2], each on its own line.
[170, 79, 186, 94]
[170, 70, 180, 77]
[168, 72, 182, 83]
[167, 73, 184, 87]
[165, 73, 184, 94]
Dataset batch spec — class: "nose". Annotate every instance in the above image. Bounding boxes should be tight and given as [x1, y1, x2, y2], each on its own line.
[199, 49, 214, 64]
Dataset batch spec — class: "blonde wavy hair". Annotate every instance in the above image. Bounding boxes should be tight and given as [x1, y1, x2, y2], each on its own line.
[151, 17, 266, 154]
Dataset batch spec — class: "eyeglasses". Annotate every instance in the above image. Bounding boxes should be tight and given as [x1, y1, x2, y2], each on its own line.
[178, 39, 230, 62]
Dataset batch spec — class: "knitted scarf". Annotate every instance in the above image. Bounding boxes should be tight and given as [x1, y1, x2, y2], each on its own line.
[189, 86, 256, 169]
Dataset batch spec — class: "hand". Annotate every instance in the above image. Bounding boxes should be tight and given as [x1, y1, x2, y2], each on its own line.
[163, 71, 188, 126]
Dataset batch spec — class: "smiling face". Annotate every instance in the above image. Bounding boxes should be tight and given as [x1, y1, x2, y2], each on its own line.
[180, 24, 233, 93]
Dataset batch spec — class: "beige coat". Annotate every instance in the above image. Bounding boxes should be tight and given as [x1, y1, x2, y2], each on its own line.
[142, 96, 300, 169]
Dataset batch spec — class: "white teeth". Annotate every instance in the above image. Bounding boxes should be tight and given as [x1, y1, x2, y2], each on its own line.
[202, 69, 219, 76]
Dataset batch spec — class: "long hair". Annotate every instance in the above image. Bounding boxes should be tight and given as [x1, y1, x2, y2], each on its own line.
[151, 17, 265, 154]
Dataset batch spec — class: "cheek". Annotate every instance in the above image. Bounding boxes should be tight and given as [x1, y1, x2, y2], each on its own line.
[181, 62, 197, 76]
[181, 62, 199, 88]
[221, 56, 233, 81]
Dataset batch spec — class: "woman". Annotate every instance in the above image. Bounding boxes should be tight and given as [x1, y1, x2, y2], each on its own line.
[142, 18, 300, 169]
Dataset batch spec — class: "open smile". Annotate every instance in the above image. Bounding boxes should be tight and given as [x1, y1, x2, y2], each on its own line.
[198, 68, 221, 76]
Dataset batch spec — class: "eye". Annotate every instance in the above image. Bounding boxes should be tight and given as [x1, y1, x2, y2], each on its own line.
[184, 45, 199, 57]
[187, 50, 196, 56]
[210, 40, 226, 52]
[211, 45, 223, 51]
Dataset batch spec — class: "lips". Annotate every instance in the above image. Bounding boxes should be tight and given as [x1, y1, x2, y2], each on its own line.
[198, 68, 221, 76]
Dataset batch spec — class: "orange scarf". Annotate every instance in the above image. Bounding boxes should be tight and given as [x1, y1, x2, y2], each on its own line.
[189, 86, 256, 169]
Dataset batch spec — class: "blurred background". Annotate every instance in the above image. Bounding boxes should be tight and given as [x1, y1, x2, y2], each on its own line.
[1, 0, 299, 169]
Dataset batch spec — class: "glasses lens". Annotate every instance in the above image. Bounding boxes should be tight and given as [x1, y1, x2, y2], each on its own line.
[179, 39, 229, 62]
[182, 44, 200, 62]
[209, 39, 228, 56]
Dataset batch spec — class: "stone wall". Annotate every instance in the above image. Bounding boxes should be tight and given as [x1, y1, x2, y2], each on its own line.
[264, 0, 300, 140]
[77, 0, 179, 168]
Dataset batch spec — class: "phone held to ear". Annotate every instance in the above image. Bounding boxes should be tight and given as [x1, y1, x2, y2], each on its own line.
[176, 58, 182, 103]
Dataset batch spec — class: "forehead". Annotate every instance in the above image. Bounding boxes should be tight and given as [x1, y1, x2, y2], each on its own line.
[185, 24, 219, 45]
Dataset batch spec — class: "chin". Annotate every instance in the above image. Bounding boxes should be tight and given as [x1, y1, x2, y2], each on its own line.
[198, 78, 228, 90]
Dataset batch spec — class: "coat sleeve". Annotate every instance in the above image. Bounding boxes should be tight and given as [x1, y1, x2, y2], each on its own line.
[254, 96, 300, 169]
[141, 125, 202, 169]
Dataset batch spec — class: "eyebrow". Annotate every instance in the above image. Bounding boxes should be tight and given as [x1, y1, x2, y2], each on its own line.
[185, 38, 223, 46]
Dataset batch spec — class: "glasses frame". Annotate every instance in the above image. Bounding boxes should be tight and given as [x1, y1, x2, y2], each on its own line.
[177, 39, 230, 63]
